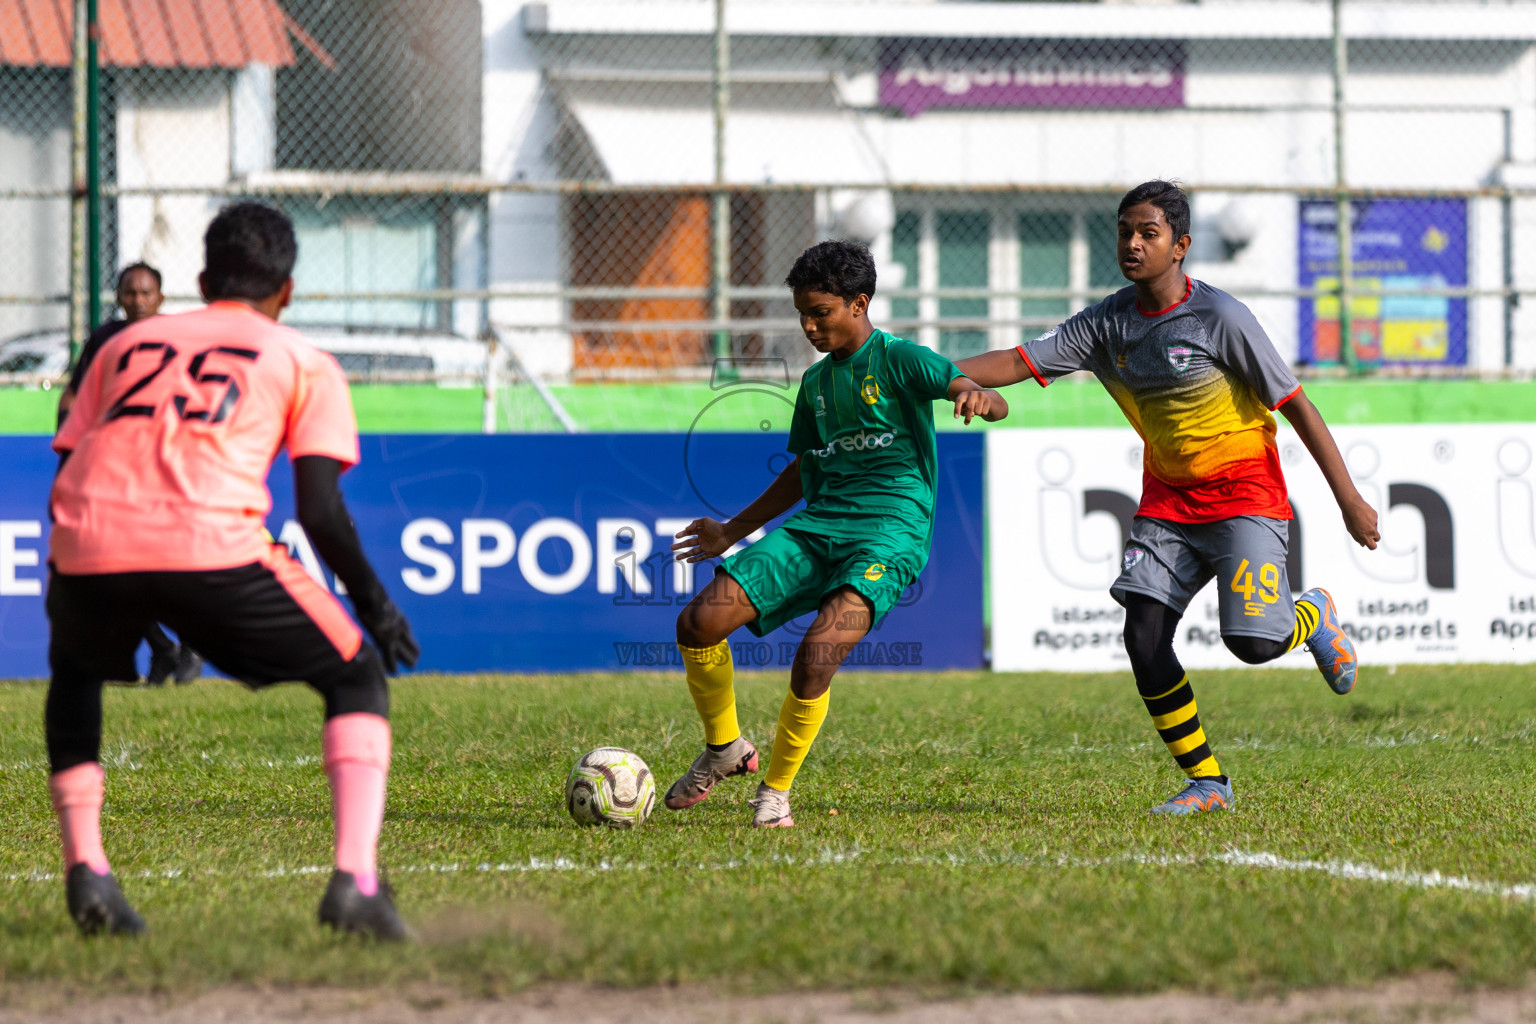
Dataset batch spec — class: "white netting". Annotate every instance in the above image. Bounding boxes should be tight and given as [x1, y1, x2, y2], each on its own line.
[2, 0, 1534, 427]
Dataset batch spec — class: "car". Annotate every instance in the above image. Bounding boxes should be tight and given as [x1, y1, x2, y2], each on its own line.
[295, 325, 488, 388]
[0, 324, 488, 390]
[0, 329, 70, 389]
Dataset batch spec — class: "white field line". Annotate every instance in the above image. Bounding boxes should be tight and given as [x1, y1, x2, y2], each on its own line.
[7, 848, 1536, 903]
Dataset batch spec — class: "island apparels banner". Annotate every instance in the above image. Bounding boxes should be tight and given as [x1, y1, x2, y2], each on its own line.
[989, 425, 1536, 672]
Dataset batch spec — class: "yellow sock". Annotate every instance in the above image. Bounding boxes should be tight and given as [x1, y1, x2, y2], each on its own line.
[679, 641, 740, 746]
[764, 688, 830, 791]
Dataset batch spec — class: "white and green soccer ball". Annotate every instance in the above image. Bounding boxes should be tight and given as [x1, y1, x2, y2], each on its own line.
[565, 747, 656, 829]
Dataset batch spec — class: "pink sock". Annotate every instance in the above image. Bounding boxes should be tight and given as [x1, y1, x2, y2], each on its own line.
[322, 713, 391, 897]
[49, 762, 110, 875]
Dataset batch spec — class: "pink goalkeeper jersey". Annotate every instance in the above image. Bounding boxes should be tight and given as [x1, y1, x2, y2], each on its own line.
[51, 302, 359, 575]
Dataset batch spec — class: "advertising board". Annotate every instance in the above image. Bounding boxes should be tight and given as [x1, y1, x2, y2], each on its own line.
[989, 425, 1536, 672]
[879, 38, 1185, 117]
[0, 433, 986, 676]
[1298, 198, 1469, 367]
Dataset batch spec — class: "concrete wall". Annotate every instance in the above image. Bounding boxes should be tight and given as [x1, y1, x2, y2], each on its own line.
[114, 71, 233, 312]
[483, 0, 568, 377]
[0, 70, 70, 341]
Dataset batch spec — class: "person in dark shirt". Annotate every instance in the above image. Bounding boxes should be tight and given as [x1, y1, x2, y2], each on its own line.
[59, 263, 164, 421]
[56, 262, 203, 687]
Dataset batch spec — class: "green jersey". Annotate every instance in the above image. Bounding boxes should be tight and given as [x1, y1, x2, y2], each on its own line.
[783, 329, 963, 546]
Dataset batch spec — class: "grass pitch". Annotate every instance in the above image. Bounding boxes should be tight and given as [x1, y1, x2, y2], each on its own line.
[3, 665, 1536, 997]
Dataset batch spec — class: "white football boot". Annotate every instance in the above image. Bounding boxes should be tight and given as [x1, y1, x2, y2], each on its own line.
[663, 737, 758, 810]
[748, 782, 794, 828]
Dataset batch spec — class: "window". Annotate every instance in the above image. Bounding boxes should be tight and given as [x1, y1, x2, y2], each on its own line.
[1086, 211, 1123, 295]
[936, 211, 990, 360]
[893, 196, 1123, 353]
[1018, 212, 1071, 327]
[890, 211, 921, 329]
[286, 197, 440, 329]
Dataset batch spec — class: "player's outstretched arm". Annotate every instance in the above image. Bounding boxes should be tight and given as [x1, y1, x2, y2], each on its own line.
[294, 455, 421, 672]
[671, 456, 804, 563]
[954, 348, 1030, 389]
[947, 376, 1009, 424]
[1277, 392, 1380, 550]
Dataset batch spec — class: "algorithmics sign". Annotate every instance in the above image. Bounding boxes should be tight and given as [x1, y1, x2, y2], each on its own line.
[989, 424, 1536, 672]
[879, 38, 1185, 117]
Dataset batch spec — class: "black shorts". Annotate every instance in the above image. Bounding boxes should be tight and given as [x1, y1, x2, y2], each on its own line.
[48, 546, 368, 691]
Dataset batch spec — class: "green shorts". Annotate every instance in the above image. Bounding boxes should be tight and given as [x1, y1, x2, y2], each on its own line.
[717, 526, 924, 637]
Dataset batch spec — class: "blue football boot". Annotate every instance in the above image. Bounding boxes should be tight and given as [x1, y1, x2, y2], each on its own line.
[1149, 776, 1233, 815]
[1298, 587, 1357, 695]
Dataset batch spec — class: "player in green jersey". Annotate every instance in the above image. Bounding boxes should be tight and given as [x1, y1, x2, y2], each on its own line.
[664, 239, 1008, 827]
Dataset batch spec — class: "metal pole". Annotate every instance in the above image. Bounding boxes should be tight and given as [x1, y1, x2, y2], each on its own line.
[1502, 110, 1516, 370]
[482, 328, 498, 435]
[67, 0, 89, 365]
[86, 0, 101, 331]
[711, 0, 731, 365]
[1332, 0, 1355, 371]
[1504, 187, 1516, 369]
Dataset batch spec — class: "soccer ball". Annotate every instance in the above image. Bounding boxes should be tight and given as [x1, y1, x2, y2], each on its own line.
[565, 747, 656, 829]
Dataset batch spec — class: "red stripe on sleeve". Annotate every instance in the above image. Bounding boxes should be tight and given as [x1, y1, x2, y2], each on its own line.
[1014, 345, 1049, 388]
[1271, 383, 1303, 411]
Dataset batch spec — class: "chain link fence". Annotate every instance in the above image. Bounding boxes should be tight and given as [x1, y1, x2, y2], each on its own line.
[2, 0, 1535, 431]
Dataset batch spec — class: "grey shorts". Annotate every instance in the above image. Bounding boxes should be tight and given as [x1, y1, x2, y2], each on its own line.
[1110, 515, 1295, 641]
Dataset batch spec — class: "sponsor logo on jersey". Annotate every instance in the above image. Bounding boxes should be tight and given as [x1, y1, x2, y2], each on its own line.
[861, 375, 879, 405]
[809, 430, 897, 459]
[1123, 547, 1147, 572]
[1035, 327, 1058, 342]
[863, 563, 886, 581]
[1167, 346, 1193, 372]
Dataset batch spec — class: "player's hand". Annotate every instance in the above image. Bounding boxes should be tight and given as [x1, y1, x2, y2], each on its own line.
[952, 388, 1000, 425]
[671, 518, 733, 563]
[357, 600, 420, 674]
[1343, 495, 1380, 550]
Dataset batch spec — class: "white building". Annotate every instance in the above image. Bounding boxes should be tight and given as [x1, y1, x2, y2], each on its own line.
[0, 0, 483, 342]
[482, 0, 1536, 374]
[5, 1, 1531, 373]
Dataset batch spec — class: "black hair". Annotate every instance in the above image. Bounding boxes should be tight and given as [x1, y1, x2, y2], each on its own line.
[202, 201, 297, 301]
[116, 262, 161, 289]
[1118, 180, 1191, 241]
[784, 239, 876, 303]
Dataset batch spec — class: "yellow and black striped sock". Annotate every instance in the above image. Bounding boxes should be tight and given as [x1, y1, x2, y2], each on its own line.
[1285, 597, 1322, 653]
[1139, 674, 1221, 779]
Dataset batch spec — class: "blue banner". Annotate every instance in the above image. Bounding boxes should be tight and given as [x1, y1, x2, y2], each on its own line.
[0, 433, 985, 676]
[1298, 197, 1468, 366]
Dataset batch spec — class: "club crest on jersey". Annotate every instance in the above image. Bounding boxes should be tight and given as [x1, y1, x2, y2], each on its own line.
[1166, 346, 1193, 373]
[1123, 547, 1147, 572]
[863, 563, 886, 581]
[860, 375, 879, 405]
[815, 395, 826, 417]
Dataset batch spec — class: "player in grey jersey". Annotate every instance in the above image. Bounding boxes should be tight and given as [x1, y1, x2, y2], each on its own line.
[960, 180, 1379, 815]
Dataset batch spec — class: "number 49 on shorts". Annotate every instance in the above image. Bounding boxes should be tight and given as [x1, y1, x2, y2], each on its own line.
[1230, 558, 1281, 617]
